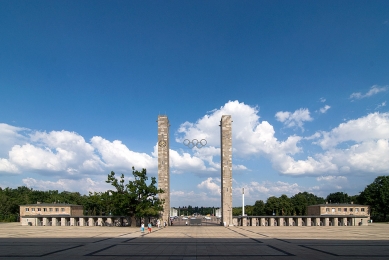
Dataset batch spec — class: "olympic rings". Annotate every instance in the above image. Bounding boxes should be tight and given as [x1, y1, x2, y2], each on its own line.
[183, 139, 207, 149]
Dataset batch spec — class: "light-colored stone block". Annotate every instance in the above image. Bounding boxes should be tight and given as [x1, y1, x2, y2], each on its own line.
[158, 116, 170, 226]
[220, 115, 232, 226]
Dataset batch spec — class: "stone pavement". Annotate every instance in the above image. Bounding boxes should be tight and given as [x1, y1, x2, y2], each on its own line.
[0, 222, 389, 259]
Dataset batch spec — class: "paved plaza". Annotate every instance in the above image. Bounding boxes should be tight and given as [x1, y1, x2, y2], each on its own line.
[1, 223, 389, 259]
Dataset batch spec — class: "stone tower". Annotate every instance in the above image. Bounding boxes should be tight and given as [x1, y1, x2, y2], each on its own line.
[157, 115, 170, 225]
[220, 115, 232, 226]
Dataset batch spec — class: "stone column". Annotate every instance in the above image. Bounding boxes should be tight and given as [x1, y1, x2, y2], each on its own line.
[158, 115, 170, 226]
[297, 217, 302, 226]
[89, 218, 95, 226]
[260, 218, 266, 226]
[342, 217, 348, 226]
[52, 218, 58, 226]
[306, 217, 311, 226]
[324, 217, 329, 226]
[98, 217, 103, 226]
[42, 217, 48, 226]
[61, 217, 66, 226]
[269, 217, 274, 226]
[220, 115, 232, 226]
[279, 217, 284, 226]
[242, 217, 247, 226]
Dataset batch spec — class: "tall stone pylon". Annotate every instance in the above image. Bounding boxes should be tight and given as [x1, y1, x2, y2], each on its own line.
[157, 115, 170, 226]
[220, 115, 232, 226]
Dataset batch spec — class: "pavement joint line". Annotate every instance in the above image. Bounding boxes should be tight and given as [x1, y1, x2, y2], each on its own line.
[275, 238, 291, 243]
[266, 245, 295, 256]
[84, 244, 116, 256]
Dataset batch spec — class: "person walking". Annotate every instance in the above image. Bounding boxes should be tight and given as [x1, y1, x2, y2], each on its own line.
[141, 222, 145, 233]
[147, 222, 152, 233]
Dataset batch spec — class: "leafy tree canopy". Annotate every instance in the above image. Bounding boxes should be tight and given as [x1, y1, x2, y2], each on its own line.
[106, 167, 164, 226]
[359, 175, 389, 221]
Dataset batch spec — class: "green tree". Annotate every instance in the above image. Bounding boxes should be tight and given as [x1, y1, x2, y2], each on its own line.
[232, 207, 242, 216]
[252, 200, 266, 215]
[264, 196, 279, 215]
[326, 192, 350, 204]
[291, 192, 325, 215]
[106, 167, 164, 226]
[359, 176, 389, 221]
[278, 194, 292, 215]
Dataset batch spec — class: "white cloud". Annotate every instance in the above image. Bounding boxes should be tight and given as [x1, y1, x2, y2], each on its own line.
[91, 136, 156, 172]
[22, 177, 111, 194]
[0, 123, 28, 158]
[319, 97, 326, 103]
[169, 149, 209, 174]
[319, 105, 331, 114]
[0, 125, 159, 177]
[316, 175, 347, 182]
[0, 159, 19, 174]
[316, 112, 389, 149]
[232, 180, 303, 201]
[170, 189, 219, 206]
[275, 108, 313, 130]
[350, 85, 388, 100]
[8, 130, 106, 176]
[376, 101, 387, 110]
[197, 177, 221, 195]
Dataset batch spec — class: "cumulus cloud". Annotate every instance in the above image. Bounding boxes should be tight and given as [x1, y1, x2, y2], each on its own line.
[350, 85, 388, 100]
[319, 105, 331, 114]
[169, 149, 209, 174]
[317, 175, 347, 182]
[8, 130, 107, 176]
[0, 126, 157, 177]
[197, 177, 221, 195]
[0, 123, 28, 158]
[22, 177, 111, 193]
[275, 108, 313, 130]
[315, 112, 389, 149]
[0, 159, 19, 174]
[1, 99, 388, 198]
[91, 136, 156, 172]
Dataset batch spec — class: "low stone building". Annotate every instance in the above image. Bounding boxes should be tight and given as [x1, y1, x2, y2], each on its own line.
[20, 203, 84, 226]
[307, 202, 370, 219]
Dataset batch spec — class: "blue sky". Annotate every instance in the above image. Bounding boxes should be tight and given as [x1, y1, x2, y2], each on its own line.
[1, 0, 388, 207]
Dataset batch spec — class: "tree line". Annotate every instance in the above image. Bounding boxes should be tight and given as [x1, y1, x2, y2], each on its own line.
[233, 176, 389, 222]
[0, 167, 163, 225]
[1, 171, 388, 222]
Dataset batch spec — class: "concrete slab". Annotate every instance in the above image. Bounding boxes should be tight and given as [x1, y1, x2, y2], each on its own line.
[0, 222, 388, 259]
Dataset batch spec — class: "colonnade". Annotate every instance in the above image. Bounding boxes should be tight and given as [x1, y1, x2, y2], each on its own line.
[233, 216, 369, 226]
[21, 216, 130, 226]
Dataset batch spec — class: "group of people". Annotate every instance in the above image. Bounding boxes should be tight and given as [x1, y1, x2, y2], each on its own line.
[140, 222, 152, 233]
[140, 219, 168, 234]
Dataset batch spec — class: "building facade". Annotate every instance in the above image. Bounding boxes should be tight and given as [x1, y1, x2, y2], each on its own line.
[20, 203, 84, 226]
[307, 203, 370, 218]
